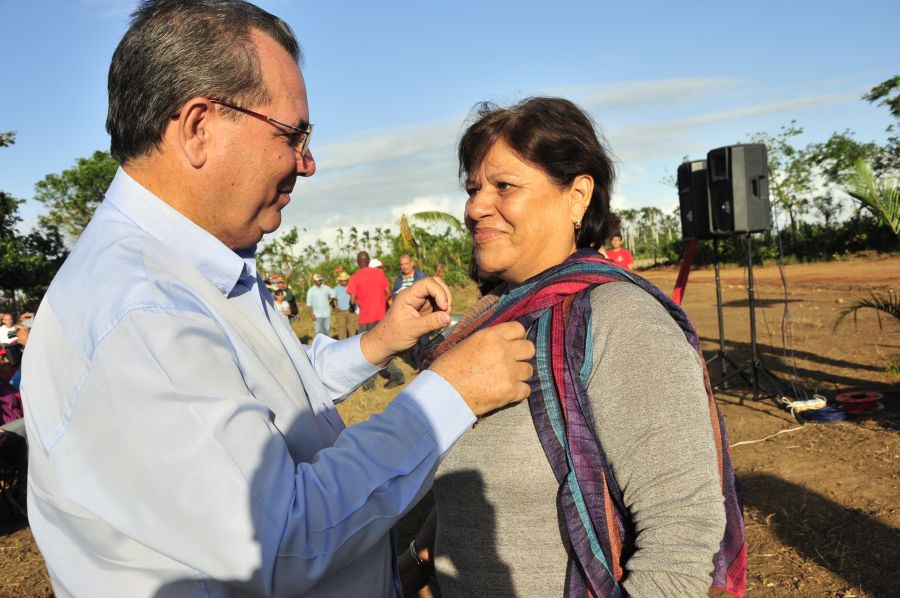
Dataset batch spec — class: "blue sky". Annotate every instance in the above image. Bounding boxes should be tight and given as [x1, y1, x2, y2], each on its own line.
[2, 0, 898, 247]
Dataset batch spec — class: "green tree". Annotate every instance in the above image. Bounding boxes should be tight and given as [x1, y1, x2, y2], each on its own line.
[864, 75, 900, 120]
[863, 75, 900, 172]
[34, 150, 119, 242]
[0, 132, 68, 309]
[805, 130, 881, 226]
[749, 121, 812, 237]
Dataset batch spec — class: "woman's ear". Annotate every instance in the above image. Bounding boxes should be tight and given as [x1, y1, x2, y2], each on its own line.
[569, 174, 594, 224]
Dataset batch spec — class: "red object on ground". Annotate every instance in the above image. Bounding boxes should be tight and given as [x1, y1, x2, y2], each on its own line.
[672, 239, 698, 306]
[835, 390, 883, 414]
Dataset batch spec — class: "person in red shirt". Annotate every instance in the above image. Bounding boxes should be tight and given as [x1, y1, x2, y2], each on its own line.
[605, 233, 635, 270]
[347, 251, 405, 389]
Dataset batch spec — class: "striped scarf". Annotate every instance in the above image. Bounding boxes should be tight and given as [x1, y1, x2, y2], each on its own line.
[418, 249, 746, 597]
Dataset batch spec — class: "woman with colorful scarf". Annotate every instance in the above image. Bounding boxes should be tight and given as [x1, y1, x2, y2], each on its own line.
[401, 98, 745, 597]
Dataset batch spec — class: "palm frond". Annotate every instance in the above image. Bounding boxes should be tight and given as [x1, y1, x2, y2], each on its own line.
[409, 211, 464, 231]
[843, 160, 900, 236]
[833, 289, 900, 331]
[398, 215, 419, 256]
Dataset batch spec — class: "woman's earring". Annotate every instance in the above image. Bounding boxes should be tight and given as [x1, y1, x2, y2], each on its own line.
[574, 219, 582, 230]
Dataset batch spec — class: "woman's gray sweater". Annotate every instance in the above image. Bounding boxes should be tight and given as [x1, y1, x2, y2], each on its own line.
[432, 282, 727, 597]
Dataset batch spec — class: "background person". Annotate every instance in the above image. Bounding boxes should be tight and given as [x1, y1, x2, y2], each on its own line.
[392, 254, 427, 297]
[22, 3, 535, 596]
[404, 97, 745, 597]
[348, 251, 406, 390]
[0, 313, 14, 345]
[305, 272, 333, 336]
[332, 271, 356, 339]
[1, 316, 28, 437]
[605, 232, 634, 269]
[277, 278, 298, 318]
[273, 289, 291, 317]
[7, 317, 30, 393]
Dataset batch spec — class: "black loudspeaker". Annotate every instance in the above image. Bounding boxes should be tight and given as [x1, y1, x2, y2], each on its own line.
[706, 143, 771, 234]
[678, 159, 719, 240]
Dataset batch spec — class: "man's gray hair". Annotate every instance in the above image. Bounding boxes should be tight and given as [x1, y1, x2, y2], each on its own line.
[107, 0, 301, 163]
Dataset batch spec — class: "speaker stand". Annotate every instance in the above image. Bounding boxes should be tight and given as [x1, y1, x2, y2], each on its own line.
[712, 234, 785, 403]
[706, 239, 743, 388]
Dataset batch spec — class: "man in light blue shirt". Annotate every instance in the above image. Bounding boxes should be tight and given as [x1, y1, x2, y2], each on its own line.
[332, 271, 356, 339]
[21, 2, 535, 596]
[305, 273, 333, 336]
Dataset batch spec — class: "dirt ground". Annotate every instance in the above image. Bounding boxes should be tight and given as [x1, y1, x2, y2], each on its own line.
[1, 254, 898, 597]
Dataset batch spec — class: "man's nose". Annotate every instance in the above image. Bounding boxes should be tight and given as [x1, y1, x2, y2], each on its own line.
[297, 149, 316, 177]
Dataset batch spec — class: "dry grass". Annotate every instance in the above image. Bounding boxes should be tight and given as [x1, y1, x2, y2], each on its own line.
[3, 262, 899, 597]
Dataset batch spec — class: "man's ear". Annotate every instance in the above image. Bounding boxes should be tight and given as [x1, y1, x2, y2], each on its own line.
[173, 98, 213, 168]
[569, 174, 594, 223]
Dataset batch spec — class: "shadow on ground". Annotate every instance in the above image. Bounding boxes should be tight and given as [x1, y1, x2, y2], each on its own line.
[700, 336, 889, 379]
[741, 473, 900, 597]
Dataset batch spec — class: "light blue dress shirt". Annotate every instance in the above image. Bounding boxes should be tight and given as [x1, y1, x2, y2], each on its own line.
[333, 284, 351, 311]
[22, 169, 475, 597]
[305, 284, 333, 319]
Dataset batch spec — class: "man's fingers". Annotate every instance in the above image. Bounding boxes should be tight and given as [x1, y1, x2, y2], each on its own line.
[516, 361, 534, 383]
[493, 321, 527, 340]
[404, 277, 452, 313]
[426, 310, 452, 331]
[510, 338, 536, 362]
[406, 310, 451, 338]
[427, 276, 452, 311]
[515, 381, 532, 401]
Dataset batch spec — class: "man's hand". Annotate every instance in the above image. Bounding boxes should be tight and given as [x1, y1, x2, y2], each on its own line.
[359, 277, 453, 367]
[430, 322, 535, 417]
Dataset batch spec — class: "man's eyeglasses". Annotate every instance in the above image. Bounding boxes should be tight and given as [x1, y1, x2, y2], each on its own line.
[209, 98, 313, 156]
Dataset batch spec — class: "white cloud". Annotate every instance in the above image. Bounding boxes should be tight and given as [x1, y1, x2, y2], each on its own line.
[549, 77, 744, 114]
[389, 194, 465, 221]
[608, 91, 856, 162]
[271, 79, 860, 248]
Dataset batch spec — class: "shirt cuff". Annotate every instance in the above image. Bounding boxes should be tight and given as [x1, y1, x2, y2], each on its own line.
[308, 333, 381, 389]
[393, 370, 476, 455]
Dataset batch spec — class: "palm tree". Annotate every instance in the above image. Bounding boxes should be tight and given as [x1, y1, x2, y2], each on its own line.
[410, 211, 464, 233]
[617, 208, 638, 248]
[315, 239, 330, 262]
[843, 160, 899, 236]
[398, 215, 420, 261]
[834, 289, 900, 331]
[373, 227, 385, 256]
[348, 227, 359, 253]
[833, 288, 900, 375]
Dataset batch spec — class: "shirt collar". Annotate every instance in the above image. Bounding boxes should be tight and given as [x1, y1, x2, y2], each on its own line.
[104, 168, 255, 296]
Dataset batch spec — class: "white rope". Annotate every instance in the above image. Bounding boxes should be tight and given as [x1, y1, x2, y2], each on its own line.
[729, 425, 806, 448]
